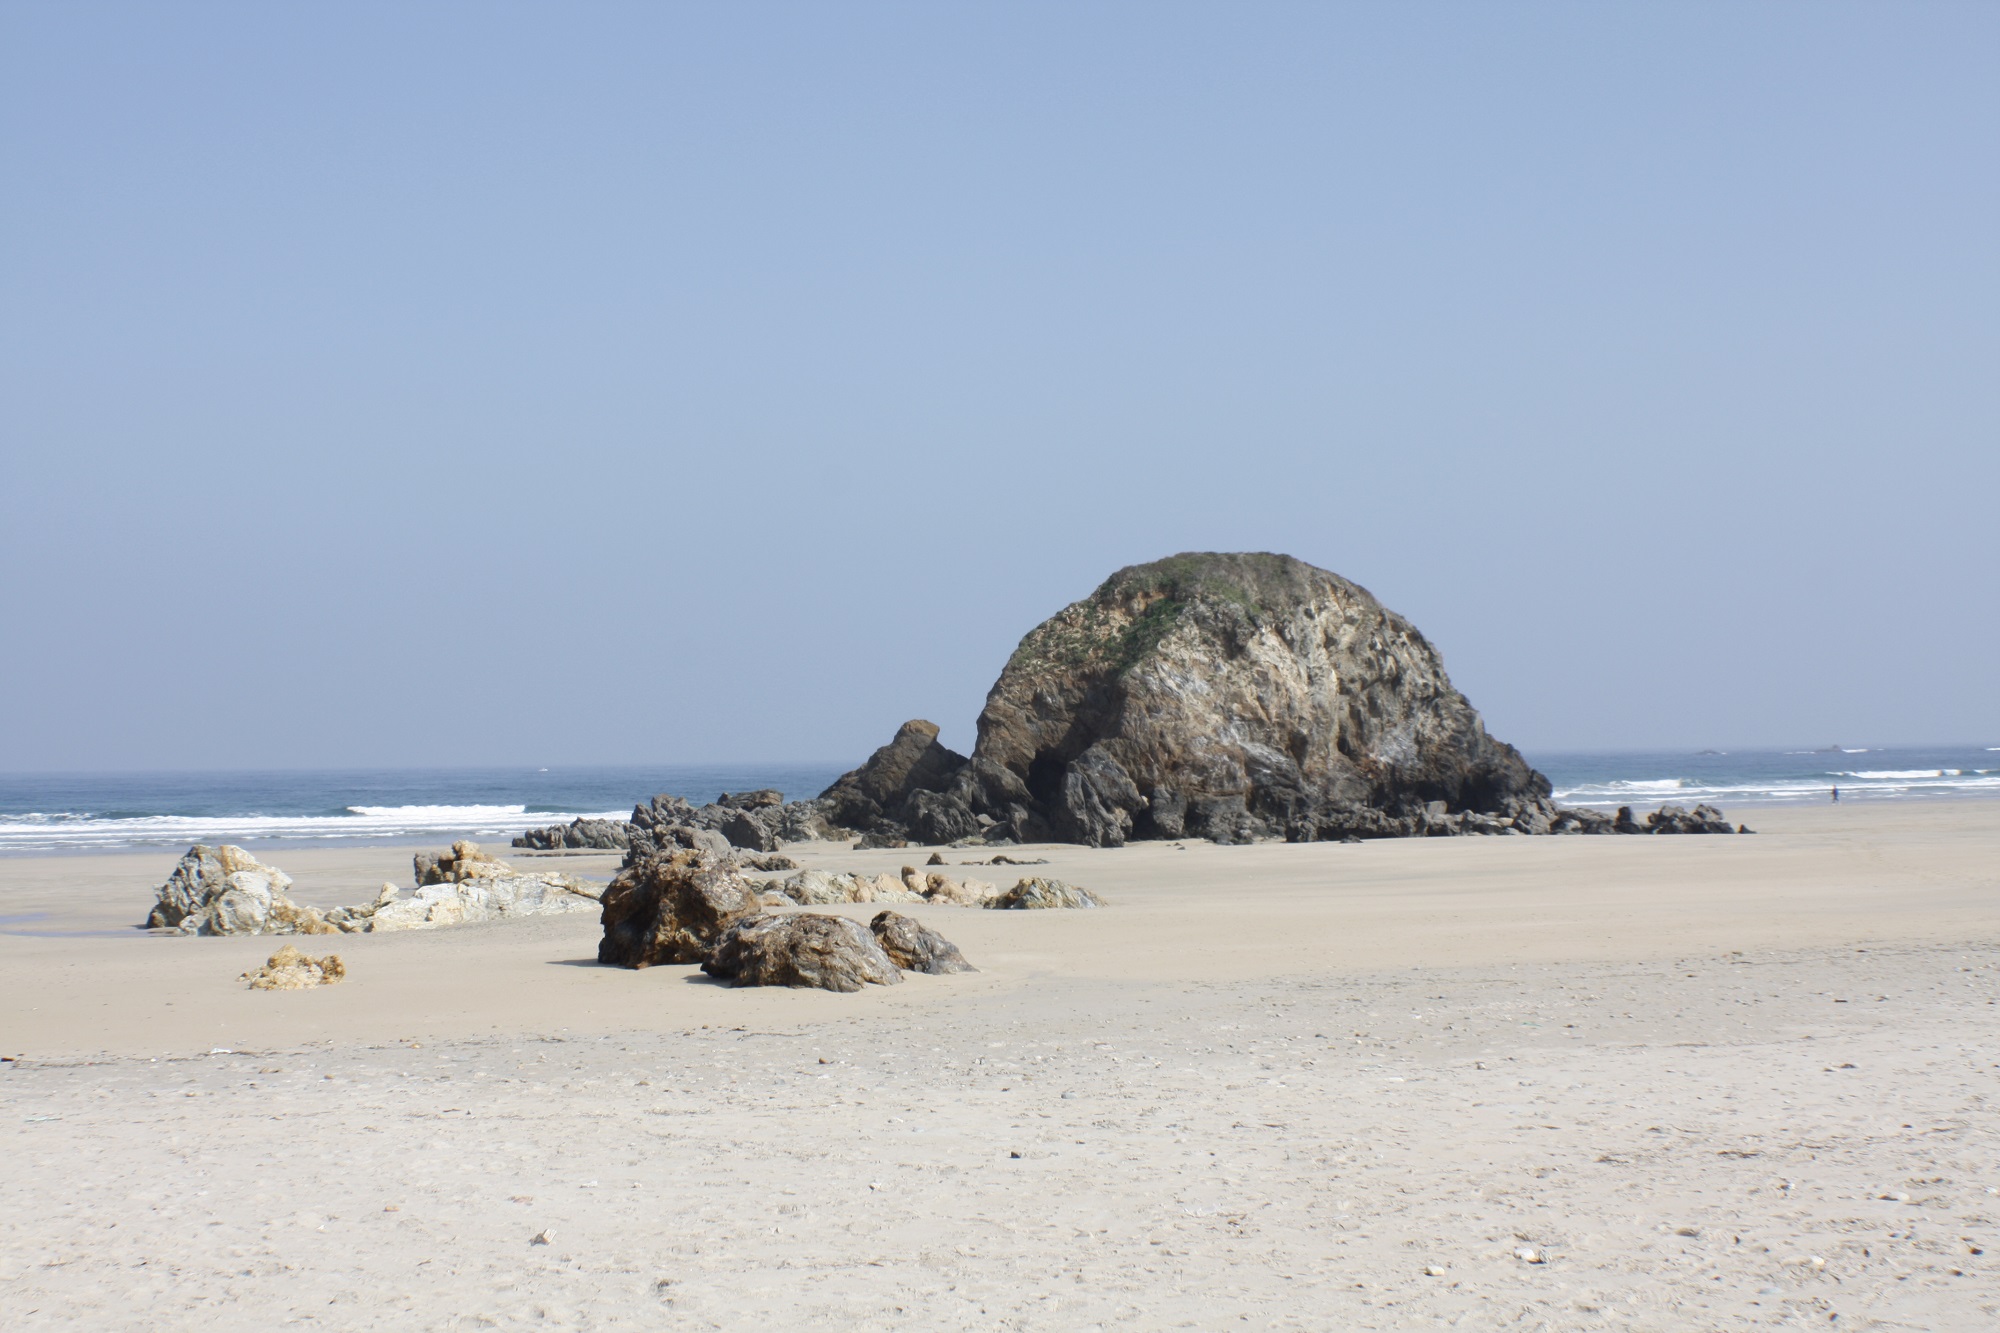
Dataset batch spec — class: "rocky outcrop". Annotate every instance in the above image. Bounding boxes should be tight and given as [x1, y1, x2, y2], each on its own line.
[144, 845, 337, 936]
[819, 720, 972, 841]
[1629, 803, 1741, 834]
[817, 553, 1558, 847]
[519, 791, 841, 854]
[770, 867, 999, 907]
[987, 877, 1102, 910]
[240, 945, 346, 990]
[870, 911, 976, 974]
[701, 913, 904, 991]
[596, 849, 764, 968]
[511, 817, 632, 851]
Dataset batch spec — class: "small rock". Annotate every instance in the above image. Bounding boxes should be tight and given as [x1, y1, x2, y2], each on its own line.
[870, 910, 976, 975]
[986, 877, 1101, 910]
[1515, 1247, 1545, 1264]
[1423, 1265, 1447, 1277]
[530, 1229, 554, 1245]
[926, 851, 946, 866]
[239, 945, 345, 990]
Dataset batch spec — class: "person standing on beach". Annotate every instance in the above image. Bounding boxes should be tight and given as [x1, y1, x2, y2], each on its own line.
[1832, 785, 1840, 803]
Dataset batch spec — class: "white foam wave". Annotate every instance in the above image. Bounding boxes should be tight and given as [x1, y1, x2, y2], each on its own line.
[1834, 769, 1964, 780]
[0, 804, 629, 853]
[1554, 772, 2000, 807]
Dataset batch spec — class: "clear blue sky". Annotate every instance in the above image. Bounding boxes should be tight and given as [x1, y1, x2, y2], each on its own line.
[3, 2, 1995, 769]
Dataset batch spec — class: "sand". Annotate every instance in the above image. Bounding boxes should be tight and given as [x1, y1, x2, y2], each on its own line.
[3, 802, 1998, 1328]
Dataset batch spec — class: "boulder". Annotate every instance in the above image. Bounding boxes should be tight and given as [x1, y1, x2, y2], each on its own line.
[870, 910, 976, 974]
[772, 869, 924, 906]
[919, 873, 999, 907]
[597, 850, 764, 968]
[987, 877, 1102, 910]
[702, 913, 904, 991]
[719, 809, 781, 853]
[718, 789, 783, 810]
[819, 554, 1556, 846]
[143, 845, 336, 936]
[239, 944, 346, 990]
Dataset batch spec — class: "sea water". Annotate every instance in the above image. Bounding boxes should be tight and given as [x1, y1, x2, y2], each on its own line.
[0, 746, 1994, 854]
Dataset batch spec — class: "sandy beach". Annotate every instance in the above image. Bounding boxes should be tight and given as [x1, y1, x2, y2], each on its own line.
[4, 801, 1998, 1328]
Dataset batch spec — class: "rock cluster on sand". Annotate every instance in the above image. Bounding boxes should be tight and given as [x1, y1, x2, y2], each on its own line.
[144, 842, 601, 937]
[239, 944, 346, 990]
[514, 789, 837, 855]
[595, 846, 990, 990]
[814, 552, 1747, 846]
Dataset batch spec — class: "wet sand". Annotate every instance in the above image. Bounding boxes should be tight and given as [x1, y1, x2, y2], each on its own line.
[3, 801, 1998, 1328]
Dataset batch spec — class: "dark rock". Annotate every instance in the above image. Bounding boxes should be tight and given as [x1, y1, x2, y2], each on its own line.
[869, 910, 976, 974]
[1613, 806, 1648, 835]
[596, 850, 763, 969]
[926, 851, 946, 866]
[718, 789, 784, 810]
[719, 809, 781, 853]
[740, 854, 801, 873]
[1647, 803, 1738, 834]
[701, 914, 904, 991]
[512, 817, 633, 851]
[819, 720, 970, 835]
[855, 829, 909, 849]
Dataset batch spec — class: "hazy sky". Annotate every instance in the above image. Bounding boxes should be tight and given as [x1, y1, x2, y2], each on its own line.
[3, 3, 1995, 771]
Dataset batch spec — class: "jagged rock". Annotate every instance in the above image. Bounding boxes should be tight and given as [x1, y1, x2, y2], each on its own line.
[987, 877, 1102, 910]
[819, 720, 969, 839]
[1550, 808, 1615, 835]
[512, 817, 632, 851]
[413, 840, 521, 886]
[597, 850, 764, 968]
[820, 554, 1556, 846]
[1647, 803, 1739, 834]
[926, 851, 946, 866]
[870, 911, 976, 974]
[1613, 806, 1648, 835]
[143, 845, 337, 936]
[855, 830, 909, 850]
[718, 789, 783, 810]
[740, 854, 801, 872]
[240, 944, 345, 990]
[702, 913, 903, 991]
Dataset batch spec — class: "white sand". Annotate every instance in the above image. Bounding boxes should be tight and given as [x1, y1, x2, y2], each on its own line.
[3, 802, 1998, 1328]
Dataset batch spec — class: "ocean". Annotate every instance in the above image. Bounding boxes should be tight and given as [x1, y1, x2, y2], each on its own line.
[0, 746, 1994, 854]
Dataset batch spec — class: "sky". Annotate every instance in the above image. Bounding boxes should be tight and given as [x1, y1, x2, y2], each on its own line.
[2, 2, 1995, 771]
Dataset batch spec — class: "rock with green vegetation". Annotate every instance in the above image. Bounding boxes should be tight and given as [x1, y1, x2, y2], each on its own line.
[825, 552, 1556, 847]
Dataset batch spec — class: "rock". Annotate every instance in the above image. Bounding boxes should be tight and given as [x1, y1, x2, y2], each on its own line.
[718, 789, 783, 810]
[143, 845, 336, 936]
[987, 876, 1102, 910]
[239, 944, 346, 990]
[719, 809, 781, 853]
[364, 870, 599, 932]
[920, 874, 998, 907]
[511, 817, 632, 851]
[596, 850, 764, 968]
[739, 854, 801, 872]
[926, 851, 946, 866]
[855, 830, 909, 850]
[412, 840, 516, 886]
[702, 913, 904, 991]
[819, 720, 970, 841]
[870, 910, 976, 974]
[1613, 805, 1648, 834]
[821, 553, 1556, 846]
[771, 869, 925, 906]
[1647, 803, 1738, 834]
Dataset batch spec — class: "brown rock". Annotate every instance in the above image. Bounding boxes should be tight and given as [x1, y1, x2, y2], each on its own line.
[870, 910, 976, 974]
[987, 877, 1102, 910]
[701, 914, 903, 991]
[596, 850, 763, 969]
[240, 944, 345, 990]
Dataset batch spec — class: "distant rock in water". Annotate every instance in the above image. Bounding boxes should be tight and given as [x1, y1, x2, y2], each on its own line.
[514, 790, 840, 853]
[821, 552, 1560, 846]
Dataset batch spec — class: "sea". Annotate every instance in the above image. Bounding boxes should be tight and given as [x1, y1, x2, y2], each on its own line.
[0, 746, 1994, 855]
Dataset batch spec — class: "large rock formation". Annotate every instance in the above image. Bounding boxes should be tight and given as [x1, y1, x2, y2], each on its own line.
[514, 790, 839, 854]
[820, 552, 1556, 846]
